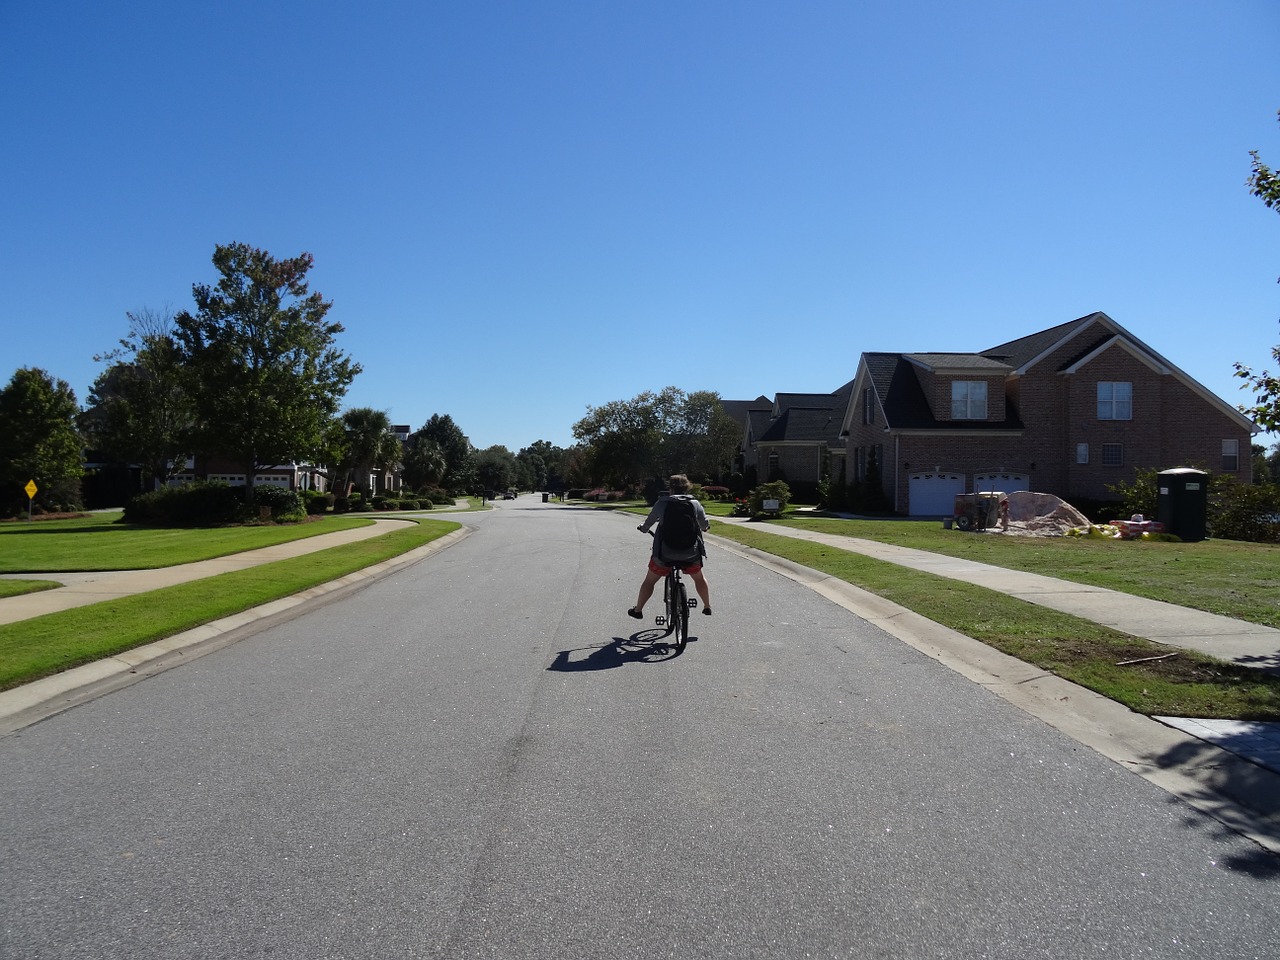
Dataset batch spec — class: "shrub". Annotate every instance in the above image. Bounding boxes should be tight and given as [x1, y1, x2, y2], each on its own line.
[303, 490, 332, 515]
[1210, 478, 1280, 543]
[748, 480, 791, 517]
[250, 486, 306, 522]
[123, 482, 243, 526]
[332, 496, 351, 513]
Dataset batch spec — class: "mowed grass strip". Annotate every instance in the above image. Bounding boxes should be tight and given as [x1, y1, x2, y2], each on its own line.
[772, 515, 1280, 628]
[0, 518, 459, 691]
[710, 521, 1280, 721]
[0, 512, 379, 573]
[0, 580, 60, 600]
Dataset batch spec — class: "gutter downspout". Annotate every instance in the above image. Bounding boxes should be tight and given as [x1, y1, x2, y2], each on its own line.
[893, 433, 900, 513]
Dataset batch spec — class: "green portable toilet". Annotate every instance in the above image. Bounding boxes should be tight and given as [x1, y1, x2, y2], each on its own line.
[1156, 468, 1208, 542]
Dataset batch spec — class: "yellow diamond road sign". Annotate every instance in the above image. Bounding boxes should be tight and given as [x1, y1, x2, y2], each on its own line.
[24, 480, 37, 499]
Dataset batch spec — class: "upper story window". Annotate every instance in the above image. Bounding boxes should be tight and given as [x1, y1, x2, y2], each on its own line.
[862, 386, 875, 425]
[1222, 439, 1239, 471]
[1097, 381, 1132, 420]
[951, 381, 987, 420]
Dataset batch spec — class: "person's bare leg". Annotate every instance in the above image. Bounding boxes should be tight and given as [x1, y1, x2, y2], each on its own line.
[632, 569, 662, 615]
[689, 569, 711, 613]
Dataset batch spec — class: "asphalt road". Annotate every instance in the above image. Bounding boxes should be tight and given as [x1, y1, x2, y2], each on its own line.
[1, 497, 1277, 959]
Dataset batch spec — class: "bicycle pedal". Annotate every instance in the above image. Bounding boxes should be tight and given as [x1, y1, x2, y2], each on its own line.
[686, 599, 698, 608]
[655, 616, 668, 626]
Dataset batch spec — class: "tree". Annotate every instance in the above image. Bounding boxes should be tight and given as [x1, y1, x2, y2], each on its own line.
[173, 243, 360, 502]
[572, 390, 666, 487]
[331, 407, 402, 500]
[401, 433, 448, 491]
[80, 307, 194, 489]
[475, 445, 519, 492]
[0, 368, 84, 515]
[415, 414, 475, 493]
[572, 387, 738, 488]
[1235, 110, 1280, 430]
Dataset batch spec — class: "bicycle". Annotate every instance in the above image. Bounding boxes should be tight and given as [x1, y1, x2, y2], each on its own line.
[644, 530, 698, 651]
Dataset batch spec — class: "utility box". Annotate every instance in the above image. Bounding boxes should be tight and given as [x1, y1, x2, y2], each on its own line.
[1156, 468, 1208, 542]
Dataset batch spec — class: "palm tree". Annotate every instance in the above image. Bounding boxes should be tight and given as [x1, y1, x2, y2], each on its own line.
[339, 408, 402, 500]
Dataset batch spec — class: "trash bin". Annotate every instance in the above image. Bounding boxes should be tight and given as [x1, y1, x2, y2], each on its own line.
[542, 492, 549, 503]
[1156, 468, 1208, 542]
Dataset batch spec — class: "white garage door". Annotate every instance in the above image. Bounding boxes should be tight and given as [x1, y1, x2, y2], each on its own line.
[973, 472, 1030, 494]
[908, 471, 966, 516]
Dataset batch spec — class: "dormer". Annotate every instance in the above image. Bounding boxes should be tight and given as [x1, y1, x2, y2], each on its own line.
[903, 353, 1012, 424]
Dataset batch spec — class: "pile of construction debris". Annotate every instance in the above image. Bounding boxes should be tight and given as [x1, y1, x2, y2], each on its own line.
[992, 491, 1091, 537]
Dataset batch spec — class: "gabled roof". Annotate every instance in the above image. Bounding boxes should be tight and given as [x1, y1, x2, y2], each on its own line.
[756, 406, 845, 444]
[720, 395, 771, 426]
[982, 311, 1255, 432]
[860, 352, 1024, 432]
[752, 381, 854, 445]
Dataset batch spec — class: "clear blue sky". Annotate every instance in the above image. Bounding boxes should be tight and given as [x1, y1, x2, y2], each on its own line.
[3, 1, 1279, 453]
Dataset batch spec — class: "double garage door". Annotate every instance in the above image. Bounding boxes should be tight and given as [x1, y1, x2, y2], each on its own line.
[907, 471, 1030, 516]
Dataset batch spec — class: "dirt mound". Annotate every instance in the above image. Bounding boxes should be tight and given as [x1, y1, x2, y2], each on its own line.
[1000, 491, 1090, 537]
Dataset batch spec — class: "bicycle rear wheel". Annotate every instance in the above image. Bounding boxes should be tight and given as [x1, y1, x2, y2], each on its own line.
[672, 579, 689, 650]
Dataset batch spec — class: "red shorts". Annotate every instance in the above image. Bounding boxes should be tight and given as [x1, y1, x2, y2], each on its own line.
[649, 556, 702, 576]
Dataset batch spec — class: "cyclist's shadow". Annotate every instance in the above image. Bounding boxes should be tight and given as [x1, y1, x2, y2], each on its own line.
[548, 629, 696, 671]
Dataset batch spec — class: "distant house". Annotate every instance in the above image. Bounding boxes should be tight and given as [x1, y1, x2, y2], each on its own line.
[728, 383, 854, 496]
[719, 395, 771, 477]
[840, 312, 1256, 516]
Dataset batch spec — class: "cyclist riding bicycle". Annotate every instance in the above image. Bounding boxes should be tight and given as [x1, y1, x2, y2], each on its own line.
[628, 473, 712, 620]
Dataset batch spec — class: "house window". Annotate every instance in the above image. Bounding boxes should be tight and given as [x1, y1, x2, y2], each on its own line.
[767, 451, 780, 480]
[1222, 439, 1239, 471]
[1101, 443, 1124, 466]
[1077, 443, 1089, 464]
[1097, 381, 1132, 420]
[862, 387, 874, 425]
[951, 381, 987, 419]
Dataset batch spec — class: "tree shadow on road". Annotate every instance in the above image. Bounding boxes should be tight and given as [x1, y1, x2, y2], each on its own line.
[548, 629, 696, 671]
[1142, 735, 1280, 875]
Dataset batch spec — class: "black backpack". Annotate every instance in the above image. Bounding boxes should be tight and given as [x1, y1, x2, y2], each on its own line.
[660, 495, 700, 555]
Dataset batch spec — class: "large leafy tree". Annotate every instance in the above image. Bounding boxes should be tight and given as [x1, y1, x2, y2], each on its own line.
[0, 367, 84, 515]
[475, 445, 519, 492]
[1236, 110, 1280, 431]
[572, 389, 666, 487]
[572, 387, 739, 487]
[173, 243, 360, 501]
[415, 413, 475, 493]
[518, 440, 569, 491]
[81, 308, 194, 489]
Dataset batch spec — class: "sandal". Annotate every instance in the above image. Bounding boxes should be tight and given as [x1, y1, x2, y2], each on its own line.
[627, 608, 643, 619]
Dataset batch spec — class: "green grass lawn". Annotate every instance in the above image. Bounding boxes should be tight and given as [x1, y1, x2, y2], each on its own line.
[0, 512, 382, 573]
[769, 514, 1280, 628]
[0, 517, 459, 691]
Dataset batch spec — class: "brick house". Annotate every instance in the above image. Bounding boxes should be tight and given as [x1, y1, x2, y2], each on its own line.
[839, 312, 1256, 516]
[732, 383, 854, 496]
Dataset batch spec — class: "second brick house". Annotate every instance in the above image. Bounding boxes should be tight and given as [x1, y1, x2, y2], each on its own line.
[839, 312, 1256, 516]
